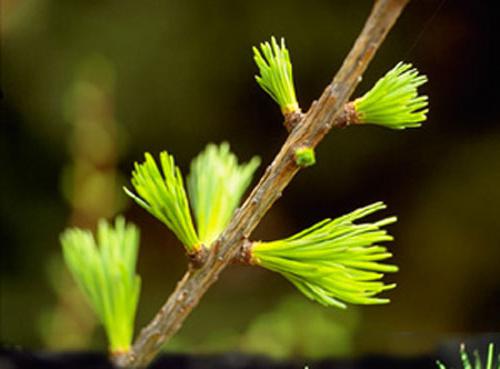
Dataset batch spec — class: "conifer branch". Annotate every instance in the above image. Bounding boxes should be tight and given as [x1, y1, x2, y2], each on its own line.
[113, 1, 410, 367]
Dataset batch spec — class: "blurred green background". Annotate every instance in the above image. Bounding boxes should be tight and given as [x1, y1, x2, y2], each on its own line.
[1, 0, 499, 359]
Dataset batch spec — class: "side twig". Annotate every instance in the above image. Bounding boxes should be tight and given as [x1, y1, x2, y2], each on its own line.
[113, 1, 409, 367]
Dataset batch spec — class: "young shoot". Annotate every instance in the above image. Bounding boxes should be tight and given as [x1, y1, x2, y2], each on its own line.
[254, 36, 299, 115]
[251, 202, 398, 309]
[353, 62, 429, 129]
[61, 217, 141, 353]
[187, 142, 260, 246]
[124, 151, 200, 253]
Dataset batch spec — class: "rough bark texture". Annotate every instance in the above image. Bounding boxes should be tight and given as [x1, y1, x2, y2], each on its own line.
[113, 1, 410, 367]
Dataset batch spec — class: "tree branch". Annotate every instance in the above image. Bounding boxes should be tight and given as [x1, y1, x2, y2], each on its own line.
[284, 101, 360, 132]
[113, 1, 410, 367]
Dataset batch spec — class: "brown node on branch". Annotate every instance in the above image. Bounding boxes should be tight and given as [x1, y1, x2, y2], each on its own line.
[231, 238, 255, 265]
[283, 109, 305, 132]
[332, 101, 361, 128]
[187, 245, 208, 268]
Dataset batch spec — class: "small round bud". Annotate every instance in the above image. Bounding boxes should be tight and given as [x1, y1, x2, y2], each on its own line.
[294, 146, 316, 167]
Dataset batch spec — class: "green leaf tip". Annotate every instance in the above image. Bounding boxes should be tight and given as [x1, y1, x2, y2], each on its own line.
[60, 216, 141, 353]
[253, 36, 299, 115]
[354, 62, 429, 129]
[124, 151, 200, 253]
[437, 343, 499, 369]
[294, 146, 316, 167]
[188, 142, 260, 246]
[251, 202, 398, 309]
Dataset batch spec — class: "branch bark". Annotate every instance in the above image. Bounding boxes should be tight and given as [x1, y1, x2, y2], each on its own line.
[284, 101, 359, 132]
[113, 1, 410, 367]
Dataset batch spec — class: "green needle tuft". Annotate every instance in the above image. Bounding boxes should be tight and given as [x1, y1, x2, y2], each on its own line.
[124, 151, 200, 252]
[61, 217, 141, 353]
[254, 36, 299, 114]
[188, 142, 260, 246]
[251, 202, 398, 309]
[437, 343, 499, 369]
[354, 62, 429, 129]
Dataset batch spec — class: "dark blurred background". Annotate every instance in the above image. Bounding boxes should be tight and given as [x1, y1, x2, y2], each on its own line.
[1, 0, 499, 359]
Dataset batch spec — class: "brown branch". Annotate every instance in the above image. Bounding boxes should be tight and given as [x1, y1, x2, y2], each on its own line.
[113, 1, 409, 367]
[231, 238, 255, 265]
[283, 109, 304, 131]
[332, 101, 361, 128]
[284, 101, 360, 133]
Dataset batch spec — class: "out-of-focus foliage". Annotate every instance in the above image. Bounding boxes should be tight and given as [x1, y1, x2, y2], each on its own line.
[1, 0, 499, 357]
[240, 295, 360, 358]
[59, 56, 128, 224]
[38, 256, 96, 349]
[166, 294, 359, 358]
[437, 343, 499, 369]
[61, 217, 141, 352]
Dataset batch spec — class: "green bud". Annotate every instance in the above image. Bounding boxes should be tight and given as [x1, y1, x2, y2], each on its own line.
[294, 146, 316, 167]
